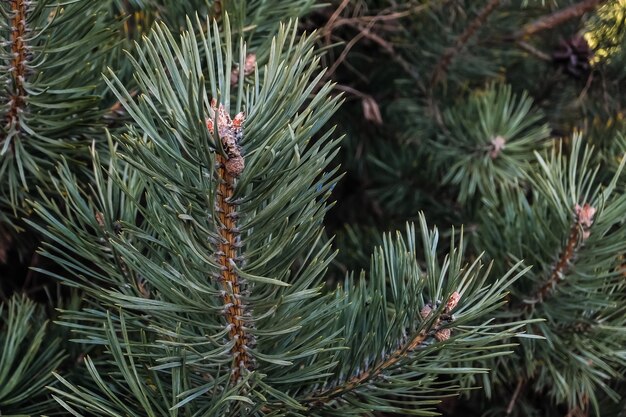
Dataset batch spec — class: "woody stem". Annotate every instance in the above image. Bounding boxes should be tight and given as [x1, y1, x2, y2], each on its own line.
[215, 153, 251, 383]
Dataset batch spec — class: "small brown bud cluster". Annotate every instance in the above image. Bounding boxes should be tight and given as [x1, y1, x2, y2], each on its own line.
[95, 211, 105, 228]
[420, 291, 461, 342]
[575, 203, 596, 240]
[231, 53, 256, 87]
[434, 328, 451, 342]
[206, 99, 245, 177]
[446, 290, 461, 311]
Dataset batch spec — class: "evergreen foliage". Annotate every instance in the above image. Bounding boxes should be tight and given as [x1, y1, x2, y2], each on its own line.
[1, 0, 626, 416]
[0, 294, 65, 414]
[0, 0, 111, 256]
[26, 18, 530, 416]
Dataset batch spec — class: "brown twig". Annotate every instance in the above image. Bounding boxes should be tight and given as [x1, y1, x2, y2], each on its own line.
[3, 0, 29, 153]
[322, 3, 429, 34]
[511, 0, 607, 64]
[516, 40, 552, 61]
[307, 331, 431, 406]
[431, 0, 502, 86]
[307, 292, 461, 407]
[209, 101, 250, 383]
[323, 19, 378, 82]
[318, 1, 429, 88]
[215, 152, 251, 383]
[531, 224, 579, 304]
[506, 378, 525, 414]
[523, 204, 596, 307]
[105, 90, 139, 122]
[324, 0, 351, 46]
[515, 0, 608, 39]
[334, 84, 369, 99]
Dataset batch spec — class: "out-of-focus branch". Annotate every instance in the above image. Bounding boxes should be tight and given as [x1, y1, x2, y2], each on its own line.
[515, 0, 608, 39]
[319, 1, 429, 85]
[431, 0, 502, 86]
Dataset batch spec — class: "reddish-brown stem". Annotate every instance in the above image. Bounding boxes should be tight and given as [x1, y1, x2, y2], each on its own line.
[307, 292, 460, 407]
[106, 90, 138, 120]
[525, 202, 596, 307]
[215, 153, 251, 383]
[3, 0, 28, 152]
[531, 224, 580, 305]
[506, 378, 525, 414]
[431, 0, 502, 86]
[515, 0, 607, 39]
[307, 330, 431, 406]
[516, 40, 552, 61]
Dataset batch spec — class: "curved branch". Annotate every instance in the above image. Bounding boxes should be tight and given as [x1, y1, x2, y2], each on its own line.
[431, 0, 502, 86]
[515, 0, 607, 39]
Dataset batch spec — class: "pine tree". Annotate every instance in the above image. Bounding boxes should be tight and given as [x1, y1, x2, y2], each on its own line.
[25, 15, 531, 415]
[1, 0, 626, 416]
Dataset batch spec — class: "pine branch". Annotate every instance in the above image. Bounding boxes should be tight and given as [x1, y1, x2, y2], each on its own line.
[524, 203, 596, 306]
[516, 40, 552, 61]
[307, 292, 460, 406]
[209, 101, 252, 382]
[0, 295, 66, 414]
[1, 0, 111, 229]
[515, 0, 608, 39]
[431, 0, 502, 86]
[477, 137, 626, 413]
[316, 1, 429, 89]
[3, 0, 28, 154]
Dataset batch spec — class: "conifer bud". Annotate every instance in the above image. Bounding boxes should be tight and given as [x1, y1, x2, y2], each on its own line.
[575, 203, 596, 240]
[575, 203, 596, 228]
[446, 291, 461, 311]
[95, 211, 105, 228]
[434, 328, 451, 342]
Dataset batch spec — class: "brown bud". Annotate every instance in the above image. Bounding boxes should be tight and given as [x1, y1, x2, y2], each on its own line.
[231, 53, 257, 86]
[95, 211, 105, 228]
[362, 95, 383, 125]
[225, 156, 245, 177]
[575, 203, 596, 229]
[420, 304, 432, 319]
[243, 53, 256, 76]
[446, 291, 461, 312]
[434, 328, 451, 342]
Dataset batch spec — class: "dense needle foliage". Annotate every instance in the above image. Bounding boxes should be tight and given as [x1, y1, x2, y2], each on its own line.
[1, 1, 626, 416]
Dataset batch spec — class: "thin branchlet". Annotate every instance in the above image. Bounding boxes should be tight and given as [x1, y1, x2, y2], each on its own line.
[430, 0, 501, 86]
[307, 292, 461, 407]
[209, 100, 252, 383]
[3, 0, 29, 152]
[524, 203, 596, 306]
[515, 0, 608, 39]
